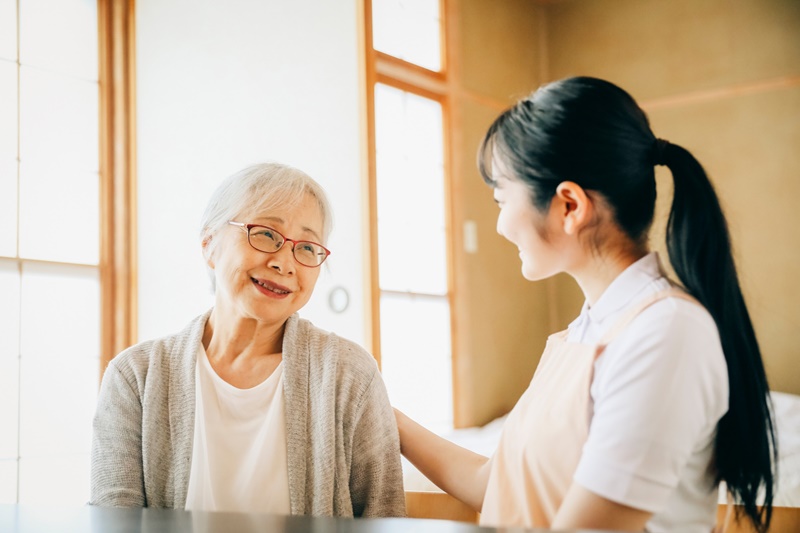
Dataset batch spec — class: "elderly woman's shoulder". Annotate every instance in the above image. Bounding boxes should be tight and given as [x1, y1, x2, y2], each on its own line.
[335, 335, 380, 370]
[295, 316, 379, 374]
[111, 335, 175, 369]
[106, 312, 207, 379]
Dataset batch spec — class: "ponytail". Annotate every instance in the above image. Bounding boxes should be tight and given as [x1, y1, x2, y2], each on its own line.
[661, 141, 777, 533]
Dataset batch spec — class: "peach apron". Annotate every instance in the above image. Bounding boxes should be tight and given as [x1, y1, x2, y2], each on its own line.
[480, 288, 728, 531]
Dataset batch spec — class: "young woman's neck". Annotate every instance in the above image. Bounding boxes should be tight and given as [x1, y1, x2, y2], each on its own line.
[569, 244, 647, 307]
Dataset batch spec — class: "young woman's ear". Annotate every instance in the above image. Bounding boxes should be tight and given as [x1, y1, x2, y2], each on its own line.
[554, 181, 593, 235]
[201, 234, 215, 269]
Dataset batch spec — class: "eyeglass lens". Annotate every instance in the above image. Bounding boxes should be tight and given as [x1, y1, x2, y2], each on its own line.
[248, 226, 326, 266]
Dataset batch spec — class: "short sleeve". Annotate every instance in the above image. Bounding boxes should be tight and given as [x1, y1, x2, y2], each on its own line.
[574, 298, 728, 512]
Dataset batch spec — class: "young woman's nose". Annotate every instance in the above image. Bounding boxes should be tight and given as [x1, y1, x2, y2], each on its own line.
[496, 216, 507, 239]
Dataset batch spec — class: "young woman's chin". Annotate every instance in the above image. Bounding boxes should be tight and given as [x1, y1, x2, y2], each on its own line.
[519, 256, 562, 282]
[520, 263, 545, 282]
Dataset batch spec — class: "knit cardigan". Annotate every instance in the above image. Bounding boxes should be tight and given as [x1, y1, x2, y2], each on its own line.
[90, 310, 406, 518]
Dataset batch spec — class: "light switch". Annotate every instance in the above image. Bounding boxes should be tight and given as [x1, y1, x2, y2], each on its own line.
[464, 220, 478, 254]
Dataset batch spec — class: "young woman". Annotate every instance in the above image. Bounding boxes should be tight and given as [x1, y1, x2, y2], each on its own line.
[395, 77, 776, 533]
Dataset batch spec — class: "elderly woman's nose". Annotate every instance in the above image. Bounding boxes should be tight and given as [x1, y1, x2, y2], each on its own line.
[268, 244, 296, 273]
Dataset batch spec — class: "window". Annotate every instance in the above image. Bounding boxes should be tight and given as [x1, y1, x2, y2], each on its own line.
[371, 0, 442, 72]
[364, 0, 454, 432]
[374, 83, 452, 431]
[0, 0, 135, 505]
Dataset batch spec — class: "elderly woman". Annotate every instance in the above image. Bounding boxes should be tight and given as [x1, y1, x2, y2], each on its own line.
[90, 162, 405, 518]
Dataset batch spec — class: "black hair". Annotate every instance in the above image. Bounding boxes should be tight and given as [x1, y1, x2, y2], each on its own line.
[479, 76, 776, 532]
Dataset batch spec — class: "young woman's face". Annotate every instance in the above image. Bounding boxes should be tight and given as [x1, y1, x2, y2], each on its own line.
[492, 175, 565, 282]
[207, 192, 324, 326]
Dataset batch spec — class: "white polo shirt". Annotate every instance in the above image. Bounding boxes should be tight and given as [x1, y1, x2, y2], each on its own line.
[569, 253, 729, 533]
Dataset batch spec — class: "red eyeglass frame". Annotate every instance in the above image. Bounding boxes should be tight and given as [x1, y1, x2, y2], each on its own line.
[228, 221, 331, 267]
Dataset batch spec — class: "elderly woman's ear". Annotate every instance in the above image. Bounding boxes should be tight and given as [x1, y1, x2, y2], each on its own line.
[201, 234, 215, 269]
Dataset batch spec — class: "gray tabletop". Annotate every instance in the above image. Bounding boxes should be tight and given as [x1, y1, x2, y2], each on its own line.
[0, 505, 614, 532]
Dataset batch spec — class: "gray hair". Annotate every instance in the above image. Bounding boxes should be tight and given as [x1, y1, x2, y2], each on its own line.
[200, 162, 334, 287]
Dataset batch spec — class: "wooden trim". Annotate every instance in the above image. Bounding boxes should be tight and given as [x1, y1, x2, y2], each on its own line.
[376, 51, 447, 81]
[98, 0, 137, 375]
[0, 256, 100, 270]
[437, 0, 447, 77]
[716, 505, 800, 533]
[376, 52, 448, 96]
[358, 0, 381, 366]
[441, 0, 464, 430]
[374, 73, 447, 104]
[442, 90, 459, 425]
[641, 75, 800, 111]
[405, 492, 800, 532]
[458, 89, 509, 112]
[405, 491, 478, 523]
[380, 289, 449, 301]
[376, 51, 509, 113]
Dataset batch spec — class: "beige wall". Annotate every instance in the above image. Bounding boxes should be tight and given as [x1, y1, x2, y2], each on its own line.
[449, 0, 553, 427]
[545, 0, 800, 395]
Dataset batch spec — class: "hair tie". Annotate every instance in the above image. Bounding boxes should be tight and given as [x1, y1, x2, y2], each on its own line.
[653, 138, 670, 167]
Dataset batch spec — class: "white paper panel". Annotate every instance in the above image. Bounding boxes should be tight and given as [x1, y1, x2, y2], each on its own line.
[19, 356, 98, 457]
[20, 262, 100, 359]
[18, 453, 90, 505]
[375, 84, 447, 294]
[372, 0, 441, 71]
[19, 0, 97, 80]
[0, 460, 17, 504]
[380, 291, 452, 432]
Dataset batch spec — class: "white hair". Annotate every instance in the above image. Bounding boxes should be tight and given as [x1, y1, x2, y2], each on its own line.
[200, 162, 334, 288]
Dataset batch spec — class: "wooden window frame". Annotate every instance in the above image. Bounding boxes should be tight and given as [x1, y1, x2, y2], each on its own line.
[359, 0, 458, 412]
[97, 0, 137, 374]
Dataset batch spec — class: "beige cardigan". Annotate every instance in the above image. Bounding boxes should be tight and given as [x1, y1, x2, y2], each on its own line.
[89, 310, 406, 518]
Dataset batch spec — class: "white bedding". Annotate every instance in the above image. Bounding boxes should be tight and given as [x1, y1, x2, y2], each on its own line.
[768, 391, 800, 506]
[402, 391, 800, 507]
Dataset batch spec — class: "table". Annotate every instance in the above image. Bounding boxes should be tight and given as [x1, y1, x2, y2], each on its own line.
[0, 504, 616, 532]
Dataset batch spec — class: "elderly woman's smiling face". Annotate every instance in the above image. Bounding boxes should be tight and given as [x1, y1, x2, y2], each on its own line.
[206, 191, 325, 327]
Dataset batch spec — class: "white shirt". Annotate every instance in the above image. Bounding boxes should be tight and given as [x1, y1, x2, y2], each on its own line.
[185, 344, 291, 514]
[570, 253, 729, 533]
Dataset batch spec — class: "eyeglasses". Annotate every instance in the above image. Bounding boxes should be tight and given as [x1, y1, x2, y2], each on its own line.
[228, 221, 331, 267]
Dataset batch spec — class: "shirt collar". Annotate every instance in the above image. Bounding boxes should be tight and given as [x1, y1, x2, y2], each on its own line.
[569, 252, 667, 329]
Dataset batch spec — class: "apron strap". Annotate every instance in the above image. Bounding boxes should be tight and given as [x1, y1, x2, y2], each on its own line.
[597, 287, 701, 348]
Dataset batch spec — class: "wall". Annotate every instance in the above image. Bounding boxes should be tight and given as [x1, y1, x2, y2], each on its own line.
[450, 0, 554, 427]
[545, 0, 800, 394]
[135, 0, 366, 344]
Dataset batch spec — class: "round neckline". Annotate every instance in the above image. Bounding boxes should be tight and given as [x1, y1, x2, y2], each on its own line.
[199, 345, 283, 394]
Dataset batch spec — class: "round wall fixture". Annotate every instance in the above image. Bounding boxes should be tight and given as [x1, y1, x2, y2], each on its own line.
[328, 286, 350, 314]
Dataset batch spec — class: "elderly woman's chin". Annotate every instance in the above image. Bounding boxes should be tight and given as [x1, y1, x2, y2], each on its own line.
[221, 288, 317, 329]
